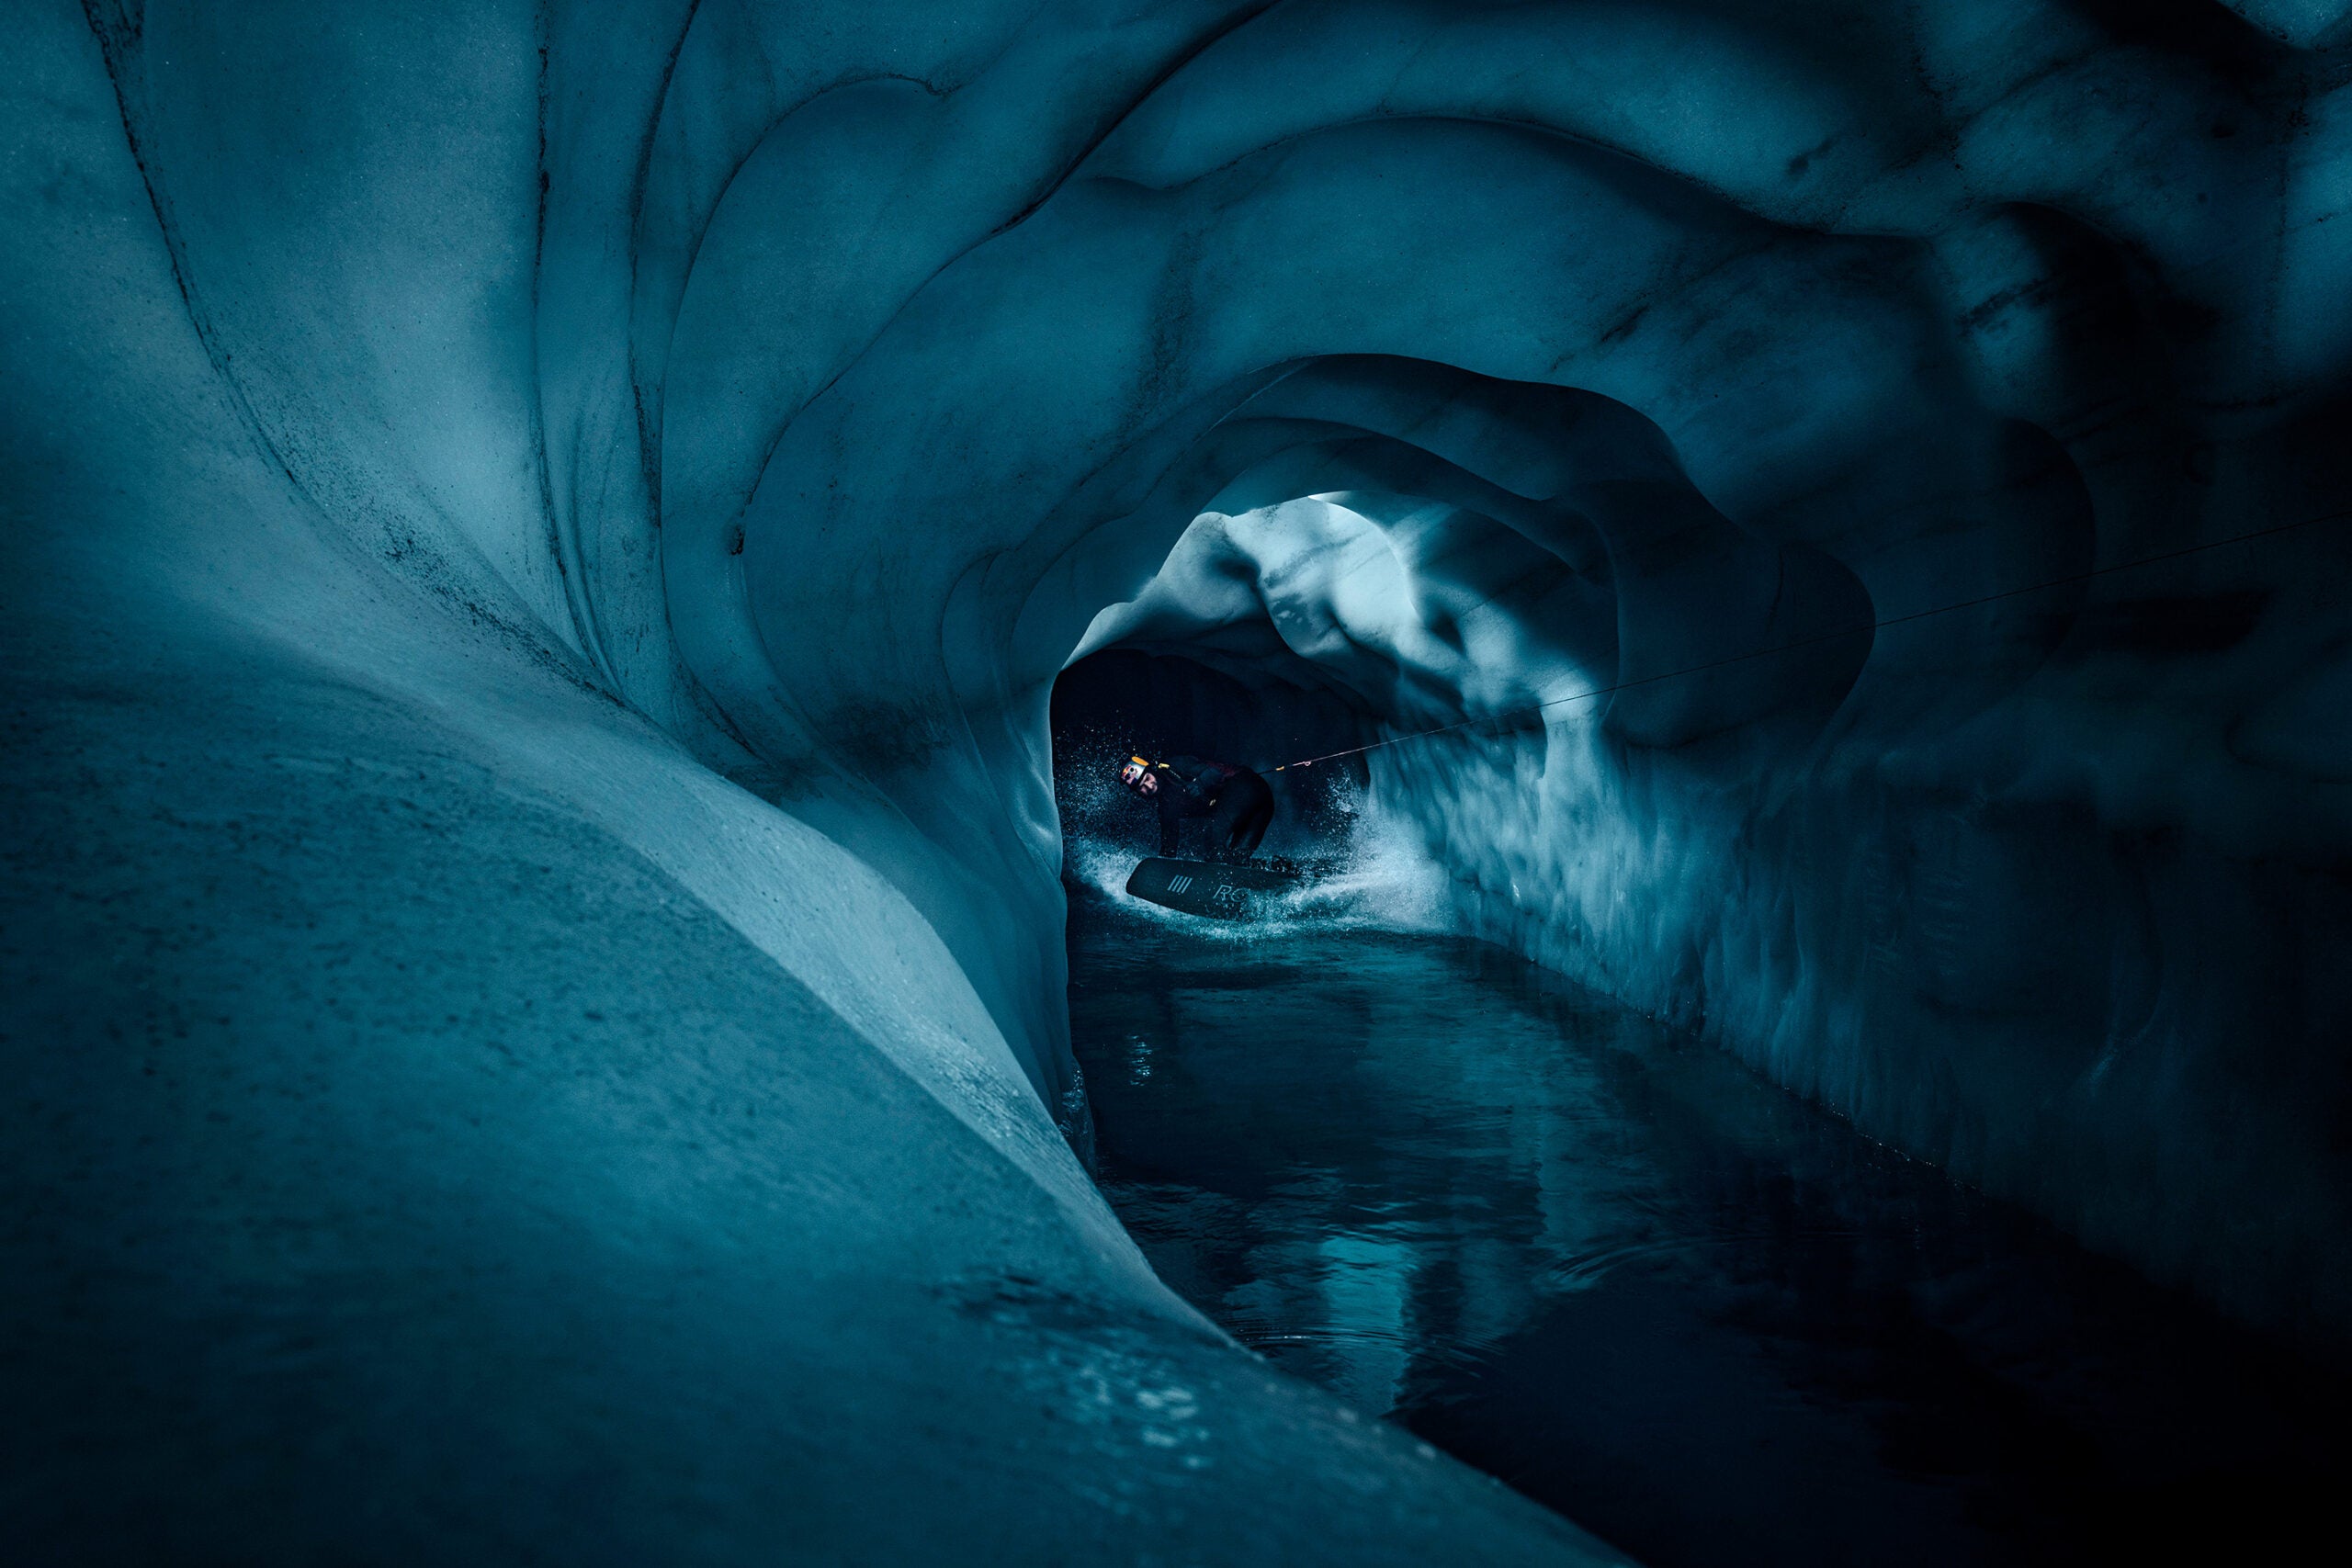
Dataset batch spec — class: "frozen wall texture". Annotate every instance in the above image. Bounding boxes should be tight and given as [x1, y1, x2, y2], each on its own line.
[3, 0, 2348, 1559]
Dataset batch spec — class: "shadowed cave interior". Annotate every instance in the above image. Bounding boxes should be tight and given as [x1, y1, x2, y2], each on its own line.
[6, 2, 2352, 1564]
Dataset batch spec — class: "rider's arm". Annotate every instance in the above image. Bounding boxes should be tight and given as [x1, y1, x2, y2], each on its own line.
[1157, 786, 1182, 855]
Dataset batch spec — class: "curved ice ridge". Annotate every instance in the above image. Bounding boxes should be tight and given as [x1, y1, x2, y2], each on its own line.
[6, 0, 2351, 1560]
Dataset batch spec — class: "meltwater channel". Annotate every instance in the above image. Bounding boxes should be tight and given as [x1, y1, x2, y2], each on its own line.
[1065, 882, 2349, 1568]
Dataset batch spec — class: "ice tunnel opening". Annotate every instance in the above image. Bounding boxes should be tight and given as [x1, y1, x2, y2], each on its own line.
[1017, 353, 1899, 955]
[1041, 477, 1625, 914]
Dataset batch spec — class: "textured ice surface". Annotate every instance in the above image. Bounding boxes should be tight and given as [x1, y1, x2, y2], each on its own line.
[5, 0, 2351, 1559]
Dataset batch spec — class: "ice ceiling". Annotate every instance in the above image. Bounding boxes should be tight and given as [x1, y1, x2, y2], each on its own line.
[6, 0, 2351, 1561]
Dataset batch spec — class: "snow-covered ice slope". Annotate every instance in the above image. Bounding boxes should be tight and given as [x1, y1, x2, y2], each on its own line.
[5, 0, 2350, 1557]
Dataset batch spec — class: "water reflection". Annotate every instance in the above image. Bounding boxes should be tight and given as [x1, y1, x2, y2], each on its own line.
[1067, 887, 2348, 1568]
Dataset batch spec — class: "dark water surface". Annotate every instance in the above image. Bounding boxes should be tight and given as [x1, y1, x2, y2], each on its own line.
[1065, 887, 2347, 1568]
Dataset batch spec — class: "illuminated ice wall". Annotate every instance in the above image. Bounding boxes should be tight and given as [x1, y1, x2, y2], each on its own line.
[6, 1, 2349, 1559]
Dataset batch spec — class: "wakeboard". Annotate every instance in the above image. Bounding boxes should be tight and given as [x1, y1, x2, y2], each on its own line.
[1125, 856, 1305, 921]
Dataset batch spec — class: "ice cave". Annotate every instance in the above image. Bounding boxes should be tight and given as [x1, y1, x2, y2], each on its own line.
[6, 2, 2352, 1562]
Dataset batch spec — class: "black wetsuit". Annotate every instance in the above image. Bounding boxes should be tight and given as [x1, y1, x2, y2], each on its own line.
[1153, 756, 1273, 861]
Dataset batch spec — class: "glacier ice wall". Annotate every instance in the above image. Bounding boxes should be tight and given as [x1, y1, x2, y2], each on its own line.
[5, 0, 2351, 1556]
